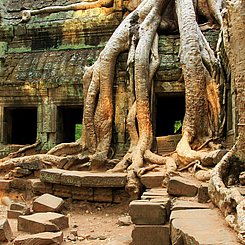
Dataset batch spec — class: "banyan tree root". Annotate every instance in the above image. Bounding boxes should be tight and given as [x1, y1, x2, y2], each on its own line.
[21, 0, 114, 21]
[209, 139, 245, 244]
[0, 140, 42, 164]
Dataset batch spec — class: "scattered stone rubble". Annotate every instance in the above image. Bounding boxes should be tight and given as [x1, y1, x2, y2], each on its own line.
[0, 169, 244, 244]
[0, 193, 69, 244]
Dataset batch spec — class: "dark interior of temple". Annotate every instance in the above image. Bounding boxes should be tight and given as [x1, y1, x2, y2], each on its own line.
[155, 93, 185, 136]
[56, 106, 83, 143]
[4, 107, 37, 145]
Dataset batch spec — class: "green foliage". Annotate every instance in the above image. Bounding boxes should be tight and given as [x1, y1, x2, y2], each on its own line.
[174, 120, 182, 134]
[87, 57, 95, 66]
[75, 124, 83, 141]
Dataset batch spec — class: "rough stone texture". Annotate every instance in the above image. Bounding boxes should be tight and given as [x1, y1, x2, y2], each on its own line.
[71, 186, 93, 201]
[171, 200, 210, 211]
[93, 188, 113, 203]
[198, 183, 210, 203]
[32, 193, 65, 213]
[30, 179, 53, 195]
[167, 176, 198, 197]
[129, 200, 169, 225]
[141, 188, 169, 200]
[239, 172, 245, 185]
[40, 169, 64, 184]
[131, 224, 170, 245]
[140, 172, 165, 188]
[18, 212, 69, 233]
[0, 179, 11, 191]
[13, 231, 63, 245]
[7, 210, 26, 219]
[53, 184, 72, 198]
[10, 202, 27, 211]
[41, 169, 127, 187]
[170, 209, 240, 245]
[0, 218, 13, 242]
[10, 178, 31, 191]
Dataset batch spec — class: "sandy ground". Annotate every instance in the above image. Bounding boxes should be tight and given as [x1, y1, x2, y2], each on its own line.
[0, 199, 133, 244]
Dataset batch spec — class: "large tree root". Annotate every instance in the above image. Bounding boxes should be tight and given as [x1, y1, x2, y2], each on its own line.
[209, 140, 245, 244]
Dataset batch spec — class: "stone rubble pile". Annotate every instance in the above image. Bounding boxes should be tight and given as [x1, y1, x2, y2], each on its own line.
[1, 193, 68, 244]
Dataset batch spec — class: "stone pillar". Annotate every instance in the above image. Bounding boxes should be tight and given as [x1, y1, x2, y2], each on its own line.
[37, 98, 57, 150]
[0, 42, 7, 70]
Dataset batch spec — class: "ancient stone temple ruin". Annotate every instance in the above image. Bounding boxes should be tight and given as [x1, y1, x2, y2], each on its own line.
[0, 0, 244, 244]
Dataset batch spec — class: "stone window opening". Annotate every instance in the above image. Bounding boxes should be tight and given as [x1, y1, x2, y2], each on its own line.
[3, 107, 37, 145]
[56, 106, 83, 144]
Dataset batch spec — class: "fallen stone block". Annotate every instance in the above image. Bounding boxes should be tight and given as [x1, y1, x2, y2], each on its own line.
[170, 209, 239, 245]
[10, 202, 27, 211]
[198, 183, 210, 203]
[13, 231, 63, 245]
[129, 200, 169, 225]
[0, 219, 13, 242]
[167, 176, 198, 197]
[32, 193, 65, 213]
[8, 210, 26, 219]
[132, 224, 170, 245]
[18, 212, 69, 233]
[140, 172, 165, 188]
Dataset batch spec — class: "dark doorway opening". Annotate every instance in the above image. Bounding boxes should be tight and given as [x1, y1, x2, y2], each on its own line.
[4, 107, 37, 145]
[155, 93, 185, 136]
[57, 106, 83, 143]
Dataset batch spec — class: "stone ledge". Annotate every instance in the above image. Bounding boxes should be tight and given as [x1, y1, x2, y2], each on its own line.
[40, 169, 127, 188]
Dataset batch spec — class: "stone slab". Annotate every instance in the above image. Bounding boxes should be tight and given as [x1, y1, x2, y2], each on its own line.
[167, 176, 198, 197]
[141, 188, 169, 200]
[140, 172, 165, 188]
[40, 169, 64, 184]
[10, 202, 27, 211]
[0, 218, 13, 242]
[129, 200, 169, 225]
[40, 169, 127, 187]
[7, 210, 26, 219]
[32, 193, 65, 213]
[18, 212, 69, 233]
[132, 224, 170, 245]
[13, 231, 63, 245]
[170, 209, 240, 244]
[171, 200, 210, 211]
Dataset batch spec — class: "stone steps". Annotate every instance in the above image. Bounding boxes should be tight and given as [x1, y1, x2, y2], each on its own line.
[129, 175, 242, 245]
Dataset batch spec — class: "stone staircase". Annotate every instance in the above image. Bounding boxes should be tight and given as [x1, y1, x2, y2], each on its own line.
[129, 176, 242, 245]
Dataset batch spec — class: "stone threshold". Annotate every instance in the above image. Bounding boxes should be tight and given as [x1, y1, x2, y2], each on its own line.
[40, 169, 127, 188]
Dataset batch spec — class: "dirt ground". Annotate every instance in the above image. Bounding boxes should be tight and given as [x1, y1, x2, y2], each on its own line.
[0, 198, 133, 244]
